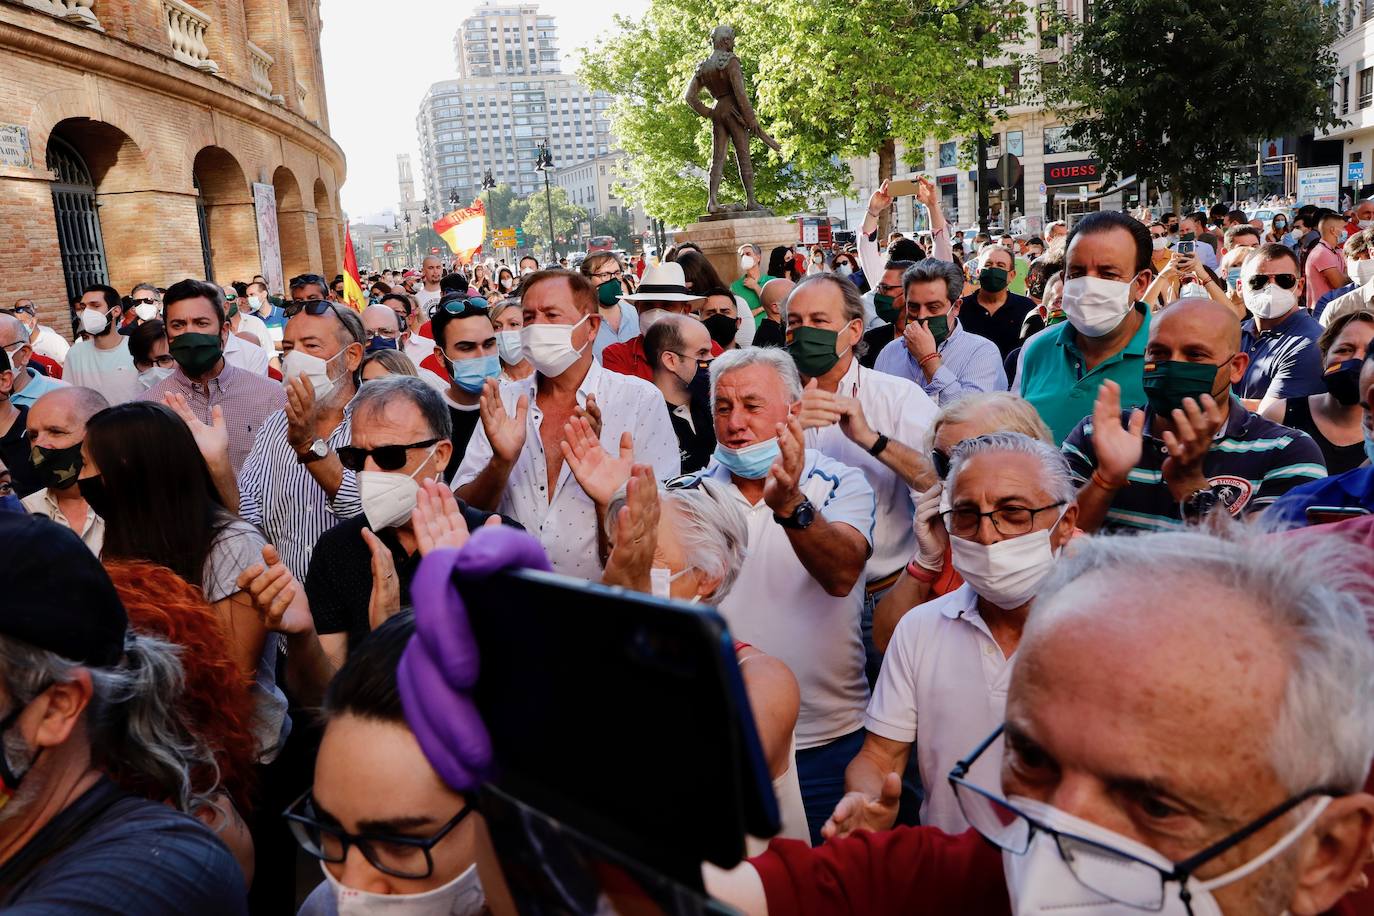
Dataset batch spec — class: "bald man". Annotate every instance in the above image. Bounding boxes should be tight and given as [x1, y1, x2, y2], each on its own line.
[754, 277, 794, 348]
[23, 386, 110, 554]
[415, 255, 445, 316]
[1061, 297, 1326, 532]
[361, 303, 407, 355]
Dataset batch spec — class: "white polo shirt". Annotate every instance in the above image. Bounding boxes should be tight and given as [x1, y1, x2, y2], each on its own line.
[695, 450, 876, 749]
[804, 357, 937, 583]
[224, 332, 271, 376]
[452, 359, 679, 579]
[865, 583, 1013, 833]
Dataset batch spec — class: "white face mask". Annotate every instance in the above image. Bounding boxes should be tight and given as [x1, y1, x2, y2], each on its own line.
[133, 302, 159, 322]
[836, 263, 854, 277]
[283, 348, 344, 402]
[1348, 258, 1374, 287]
[1359, 219, 1374, 231]
[137, 365, 174, 390]
[1004, 795, 1331, 916]
[1061, 276, 1135, 338]
[1241, 277, 1297, 320]
[495, 329, 524, 365]
[948, 511, 1064, 610]
[358, 445, 439, 531]
[638, 308, 672, 331]
[521, 314, 590, 377]
[649, 565, 693, 600]
[1151, 237, 1169, 251]
[740, 255, 756, 271]
[322, 861, 485, 916]
[79, 307, 110, 336]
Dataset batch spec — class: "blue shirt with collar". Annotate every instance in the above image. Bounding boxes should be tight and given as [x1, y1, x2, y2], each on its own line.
[1265, 465, 1374, 528]
[872, 320, 1007, 405]
[1239, 307, 1325, 401]
[10, 366, 66, 408]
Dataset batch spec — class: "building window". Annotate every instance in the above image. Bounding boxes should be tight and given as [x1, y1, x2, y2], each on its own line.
[1360, 67, 1373, 110]
[1343, 74, 1351, 116]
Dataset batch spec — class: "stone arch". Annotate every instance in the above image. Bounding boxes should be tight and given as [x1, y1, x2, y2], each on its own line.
[272, 165, 318, 279]
[313, 177, 340, 278]
[193, 146, 260, 285]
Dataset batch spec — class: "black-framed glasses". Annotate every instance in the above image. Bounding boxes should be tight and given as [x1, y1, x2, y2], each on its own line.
[1246, 273, 1298, 292]
[149, 354, 176, 369]
[337, 439, 440, 472]
[590, 269, 623, 282]
[0, 305, 35, 317]
[940, 501, 1065, 538]
[284, 298, 344, 319]
[131, 297, 158, 306]
[948, 725, 1337, 912]
[284, 791, 473, 880]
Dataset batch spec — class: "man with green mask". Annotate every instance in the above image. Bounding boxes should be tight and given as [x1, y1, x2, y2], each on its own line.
[1063, 297, 1327, 533]
[957, 244, 1036, 360]
[859, 259, 914, 369]
[872, 258, 1007, 405]
[138, 279, 285, 475]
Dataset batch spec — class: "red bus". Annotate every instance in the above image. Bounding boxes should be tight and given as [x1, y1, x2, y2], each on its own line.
[587, 235, 616, 253]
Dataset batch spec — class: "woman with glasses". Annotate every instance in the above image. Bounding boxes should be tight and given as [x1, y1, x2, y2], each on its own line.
[292, 612, 491, 915]
[126, 318, 175, 390]
[580, 252, 639, 360]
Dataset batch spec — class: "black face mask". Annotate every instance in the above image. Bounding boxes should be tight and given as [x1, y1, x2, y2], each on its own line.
[687, 361, 711, 405]
[30, 442, 83, 491]
[702, 314, 737, 349]
[1322, 358, 1364, 407]
[77, 474, 112, 519]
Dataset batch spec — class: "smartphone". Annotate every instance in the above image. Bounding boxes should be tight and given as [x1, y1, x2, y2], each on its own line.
[886, 178, 920, 197]
[1178, 231, 1196, 242]
[1176, 240, 1195, 255]
[1305, 505, 1370, 525]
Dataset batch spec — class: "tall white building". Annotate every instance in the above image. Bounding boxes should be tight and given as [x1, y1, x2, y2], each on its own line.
[1320, 1, 1374, 201]
[553, 151, 644, 233]
[417, 2, 613, 211]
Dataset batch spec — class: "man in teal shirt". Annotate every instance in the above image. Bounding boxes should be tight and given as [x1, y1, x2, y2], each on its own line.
[1014, 211, 1155, 443]
[730, 242, 774, 326]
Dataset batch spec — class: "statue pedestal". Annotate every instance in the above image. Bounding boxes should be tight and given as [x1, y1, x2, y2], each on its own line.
[677, 213, 796, 289]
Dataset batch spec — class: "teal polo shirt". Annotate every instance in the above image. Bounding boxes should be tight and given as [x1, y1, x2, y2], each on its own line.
[730, 275, 775, 327]
[1017, 303, 1151, 444]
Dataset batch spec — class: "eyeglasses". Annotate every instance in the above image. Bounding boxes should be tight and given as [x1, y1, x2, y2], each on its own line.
[948, 725, 1338, 912]
[284, 791, 473, 880]
[337, 438, 440, 472]
[367, 329, 399, 341]
[1245, 273, 1298, 292]
[939, 501, 1065, 538]
[149, 354, 176, 369]
[284, 298, 344, 319]
[0, 306, 35, 317]
[131, 297, 158, 306]
[590, 269, 623, 282]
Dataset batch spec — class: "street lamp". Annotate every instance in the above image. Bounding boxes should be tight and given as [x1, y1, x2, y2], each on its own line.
[403, 212, 412, 268]
[481, 170, 497, 252]
[448, 188, 460, 208]
[534, 141, 555, 263]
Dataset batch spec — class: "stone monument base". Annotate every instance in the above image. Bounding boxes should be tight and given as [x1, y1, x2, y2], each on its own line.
[677, 212, 796, 290]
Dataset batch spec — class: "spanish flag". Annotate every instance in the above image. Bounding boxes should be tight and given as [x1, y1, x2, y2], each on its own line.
[433, 198, 487, 265]
[342, 229, 367, 312]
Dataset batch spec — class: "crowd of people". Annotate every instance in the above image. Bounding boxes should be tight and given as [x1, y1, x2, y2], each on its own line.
[0, 180, 1371, 916]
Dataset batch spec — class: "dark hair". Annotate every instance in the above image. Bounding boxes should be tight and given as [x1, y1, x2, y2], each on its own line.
[85, 402, 230, 590]
[1226, 210, 1247, 226]
[643, 315, 688, 370]
[231, 281, 249, 298]
[432, 298, 495, 351]
[889, 238, 927, 262]
[522, 269, 597, 315]
[163, 278, 226, 325]
[1317, 309, 1374, 357]
[1066, 210, 1153, 274]
[674, 249, 727, 294]
[127, 319, 166, 368]
[664, 241, 703, 261]
[699, 286, 734, 301]
[83, 284, 121, 311]
[289, 274, 330, 299]
[883, 259, 915, 275]
[440, 273, 470, 294]
[1185, 211, 1208, 226]
[1209, 203, 1229, 219]
[1161, 212, 1176, 222]
[518, 255, 540, 269]
[1224, 225, 1261, 247]
[1316, 208, 1345, 229]
[323, 611, 415, 724]
[579, 252, 622, 278]
[1026, 236, 1045, 248]
[380, 293, 413, 316]
[768, 246, 797, 281]
[1251, 242, 1300, 273]
[1027, 247, 1066, 300]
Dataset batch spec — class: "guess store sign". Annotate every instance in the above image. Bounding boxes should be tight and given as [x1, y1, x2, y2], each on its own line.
[1044, 159, 1100, 187]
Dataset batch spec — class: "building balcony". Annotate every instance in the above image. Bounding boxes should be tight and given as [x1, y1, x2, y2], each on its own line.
[19, 0, 100, 30]
[162, 0, 218, 74]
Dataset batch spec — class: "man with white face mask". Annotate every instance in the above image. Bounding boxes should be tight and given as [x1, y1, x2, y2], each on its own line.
[1236, 244, 1326, 415]
[453, 270, 679, 579]
[707, 526, 1374, 916]
[65, 284, 142, 405]
[1014, 211, 1155, 443]
[127, 282, 162, 327]
[732, 242, 774, 326]
[822, 432, 1078, 840]
[602, 261, 709, 381]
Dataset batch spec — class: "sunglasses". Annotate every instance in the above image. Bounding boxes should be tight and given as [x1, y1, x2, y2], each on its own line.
[337, 438, 440, 472]
[284, 299, 342, 319]
[0, 306, 35, 317]
[1245, 273, 1298, 292]
[132, 297, 158, 305]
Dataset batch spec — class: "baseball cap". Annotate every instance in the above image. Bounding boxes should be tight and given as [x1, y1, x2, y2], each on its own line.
[0, 514, 127, 667]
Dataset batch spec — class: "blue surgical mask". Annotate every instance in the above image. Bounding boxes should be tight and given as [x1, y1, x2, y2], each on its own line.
[712, 438, 781, 479]
[447, 353, 501, 394]
[1365, 427, 1374, 468]
[0, 493, 22, 514]
[366, 335, 398, 353]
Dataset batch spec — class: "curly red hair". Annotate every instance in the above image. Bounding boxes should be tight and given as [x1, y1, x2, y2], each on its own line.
[103, 560, 257, 813]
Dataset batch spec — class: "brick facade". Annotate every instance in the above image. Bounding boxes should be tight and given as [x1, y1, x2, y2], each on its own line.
[0, 0, 346, 338]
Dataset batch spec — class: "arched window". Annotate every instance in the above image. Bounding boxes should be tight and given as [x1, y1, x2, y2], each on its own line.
[48, 135, 108, 304]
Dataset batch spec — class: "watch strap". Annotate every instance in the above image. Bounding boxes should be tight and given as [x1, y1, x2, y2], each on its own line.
[867, 433, 890, 458]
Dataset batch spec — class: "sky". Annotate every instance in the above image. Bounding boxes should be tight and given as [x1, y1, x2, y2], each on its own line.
[319, 0, 650, 223]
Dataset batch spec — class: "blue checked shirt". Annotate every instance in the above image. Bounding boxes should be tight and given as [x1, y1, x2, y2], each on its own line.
[872, 320, 1008, 405]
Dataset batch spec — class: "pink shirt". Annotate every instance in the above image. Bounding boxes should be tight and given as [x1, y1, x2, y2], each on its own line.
[1304, 241, 1344, 306]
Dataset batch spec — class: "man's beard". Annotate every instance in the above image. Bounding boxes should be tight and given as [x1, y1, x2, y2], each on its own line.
[0, 727, 43, 828]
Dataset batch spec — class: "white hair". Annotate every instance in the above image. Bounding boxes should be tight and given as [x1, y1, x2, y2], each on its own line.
[663, 478, 749, 601]
[946, 432, 1077, 505]
[1030, 526, 1374, 795]
[708, 346, 802, 407]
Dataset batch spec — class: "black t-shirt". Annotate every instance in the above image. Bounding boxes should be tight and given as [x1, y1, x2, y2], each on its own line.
[0, 404, 38, 498]
[0, 777, 248, 914]
[753, 319, 786, 349]
[667, 396, 716, 474]
[958, 291, 1036, 360]
[860, 324, 896, 369]
[446, 403, 482, 481]
[1284, 396, 1366, 475]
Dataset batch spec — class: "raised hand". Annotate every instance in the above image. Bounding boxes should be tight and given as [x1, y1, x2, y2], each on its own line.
[361, 527, 401, 631]
[820, 773, 902, 841]
[163, 392, 229, 469]
[1161, 394, 1224, 499]
[867, 180, 893, 220]
[284, 373, 319, 455]
[903, 317, 938, 363]
[834, 394, 875, 449]
[913, 482, 948, 572]
[560, 416, 633, 508]
[601, 465, 661, 593]
[575, 392, 603, 440]
[411, 480, 499, 556]
[235, 544, 314, 635]
[1089, 381, 1144, 489]
[479, 377, 528, 463]
[798, 377, 843, 430]
[914, 176, 936, 208]
[763, 417, 807, 516]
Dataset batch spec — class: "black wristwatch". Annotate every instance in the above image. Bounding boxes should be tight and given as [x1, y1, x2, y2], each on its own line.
[1180, 486, 1221, 521]
[774, 498, 816, 530]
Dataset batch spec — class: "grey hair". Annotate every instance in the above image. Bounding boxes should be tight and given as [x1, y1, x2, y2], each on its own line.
[789, 273, 864, 325]
[662, 479, 749, 601]
[1029, 526, 1374, 794]
[946, 431, 1077, 506]
[903, 258, 965, 305]
[355, 375, 454, 441]
[332, 302, 366, 348]
[0, 631, 217, 816]
[927, 392, 1054, 451]
[709, 345, 802, 406]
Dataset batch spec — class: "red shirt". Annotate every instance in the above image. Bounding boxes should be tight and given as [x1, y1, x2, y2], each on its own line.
[29, 354, 62, 380]
[600, 335, 723, 382]
[752, 828, 1009, 916]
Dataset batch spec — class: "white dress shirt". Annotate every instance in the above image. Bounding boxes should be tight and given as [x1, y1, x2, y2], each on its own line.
[865, 583, 1012, 833]
[452, 360, 679, 579]
[223, 332, 271, 376]
[804, 358, 937, 583]
[236, 312, 274, 353]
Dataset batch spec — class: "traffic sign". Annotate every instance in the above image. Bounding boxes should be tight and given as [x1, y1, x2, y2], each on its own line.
[492, 228, 517, 249]
[515, 227, 526, 246]
[1349, 161, 1365, 184]
[430, 247, 440, 254]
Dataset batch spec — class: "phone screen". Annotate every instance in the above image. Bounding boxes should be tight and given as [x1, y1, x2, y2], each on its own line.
[1176, 240, 1195, 255]
[1305, 506, 1370, 525]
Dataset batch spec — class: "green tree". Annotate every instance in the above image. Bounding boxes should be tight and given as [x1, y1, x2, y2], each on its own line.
[1047, 0, 1340, 203]
[591, 209, 635, 248]
[521, 186, 587, 256]
[480, 184, 526, 240]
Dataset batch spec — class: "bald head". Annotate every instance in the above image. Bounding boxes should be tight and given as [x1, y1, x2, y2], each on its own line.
[362, 303, 403, 336]
[759, 278, 795, 321]
[41, 386, 108, 425]
[0, 313, 25, 348]
[1153, 296, 1242, 353]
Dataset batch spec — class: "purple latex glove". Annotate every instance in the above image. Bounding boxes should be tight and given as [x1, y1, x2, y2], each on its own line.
[398, 524, 552, 792]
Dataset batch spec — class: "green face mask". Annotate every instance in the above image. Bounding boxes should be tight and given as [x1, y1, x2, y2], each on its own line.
[788, 325, 847, 378]
[597, 278, 623, 307]
[168, 332, 224, 377]
[874, 293, 900, 324]
[979, 266, 1009, 293]
[919, 313, 951, 346]
[1142, 358, 1229, 416]
[1045, 312, 1067, 327]
[225, 300, 239, 320]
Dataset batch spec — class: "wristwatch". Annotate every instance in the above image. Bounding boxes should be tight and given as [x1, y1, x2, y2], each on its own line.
[1180, 486, 1221, 521]
[298, 438, 329, 465]
[774, 498, 816, 530]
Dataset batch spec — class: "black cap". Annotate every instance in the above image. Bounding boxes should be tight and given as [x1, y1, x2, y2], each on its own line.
[0, 514, 127, 667]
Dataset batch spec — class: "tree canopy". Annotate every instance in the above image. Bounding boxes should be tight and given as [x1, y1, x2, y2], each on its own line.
[521, 185, 587, 253]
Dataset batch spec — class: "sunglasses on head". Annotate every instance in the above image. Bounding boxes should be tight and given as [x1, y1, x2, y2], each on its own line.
[284, 299, 341, 318]
[1246, 273, 1298, 292]
[337, 438, 440, 473]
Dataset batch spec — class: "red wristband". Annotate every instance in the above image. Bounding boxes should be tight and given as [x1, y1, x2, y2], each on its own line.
[1091, 469, 1127, 491]
[919, 352, 940, 368]
[906, 559, 940, 583]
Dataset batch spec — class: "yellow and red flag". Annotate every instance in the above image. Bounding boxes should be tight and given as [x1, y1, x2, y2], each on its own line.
[433, 198, 487, 265]
[342, 229, 367, 312]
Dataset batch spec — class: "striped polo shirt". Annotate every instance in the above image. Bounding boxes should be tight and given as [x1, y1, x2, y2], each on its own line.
[1061, 397, 1327, 533]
